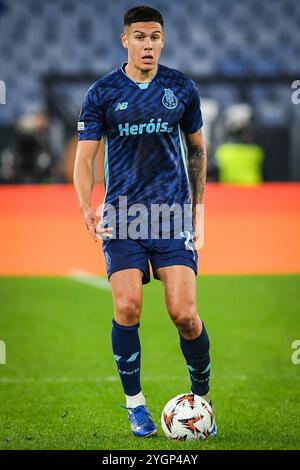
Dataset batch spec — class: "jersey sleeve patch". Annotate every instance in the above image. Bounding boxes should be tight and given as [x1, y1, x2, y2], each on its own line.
[78, 84, 104, 141]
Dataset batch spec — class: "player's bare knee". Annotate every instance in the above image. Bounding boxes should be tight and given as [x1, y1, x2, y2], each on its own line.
[171, 308, 197, 333]
[114, 296, 141, 325]
[176, 316, 196, 334]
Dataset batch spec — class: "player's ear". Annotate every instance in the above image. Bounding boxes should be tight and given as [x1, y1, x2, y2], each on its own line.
[121, 32, 128, 49]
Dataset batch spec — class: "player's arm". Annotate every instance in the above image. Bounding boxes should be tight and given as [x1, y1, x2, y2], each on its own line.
[73, 140, 112, 242]
[184, 129, 207, 240]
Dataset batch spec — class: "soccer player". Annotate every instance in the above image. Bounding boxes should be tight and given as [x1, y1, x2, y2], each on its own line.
[73, 5, 217, 438]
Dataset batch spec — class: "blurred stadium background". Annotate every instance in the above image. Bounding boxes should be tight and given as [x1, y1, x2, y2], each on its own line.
[0, 0, 300, 450]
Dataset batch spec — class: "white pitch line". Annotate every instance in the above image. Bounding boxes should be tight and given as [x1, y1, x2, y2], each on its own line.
[68, 269, 111, 290]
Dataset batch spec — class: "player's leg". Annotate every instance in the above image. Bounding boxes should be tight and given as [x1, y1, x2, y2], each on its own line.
[156, 265, 211, 400]
[102, 238, 149, 407]
[110, 268, 157, 437]
[156, 263, 217, 435]
[102, 234, 157, 435]
[110, 268, 144, 404]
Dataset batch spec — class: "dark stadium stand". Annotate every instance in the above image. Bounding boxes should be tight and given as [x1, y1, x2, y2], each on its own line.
[1, 0, 299, 124]
[0, 0, 299, 181]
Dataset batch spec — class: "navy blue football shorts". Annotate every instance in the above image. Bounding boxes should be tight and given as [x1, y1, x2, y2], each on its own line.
[102, 237, 198, 284]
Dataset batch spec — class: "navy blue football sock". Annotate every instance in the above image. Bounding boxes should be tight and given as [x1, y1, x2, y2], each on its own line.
[179, 321, 211, 396]
[111, 319, 142, 396]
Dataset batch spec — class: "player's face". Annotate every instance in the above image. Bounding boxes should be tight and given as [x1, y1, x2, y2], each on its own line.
[121, 22, 164, 72]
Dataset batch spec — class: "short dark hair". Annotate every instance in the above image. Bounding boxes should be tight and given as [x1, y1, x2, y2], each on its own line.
[124, 6, 164, 28]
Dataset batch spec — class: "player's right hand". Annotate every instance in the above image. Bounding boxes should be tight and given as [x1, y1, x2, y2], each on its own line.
[81, 207, 113, 242]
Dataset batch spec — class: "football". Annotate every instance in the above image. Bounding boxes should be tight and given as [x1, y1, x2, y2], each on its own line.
[161, 393, 215, 441]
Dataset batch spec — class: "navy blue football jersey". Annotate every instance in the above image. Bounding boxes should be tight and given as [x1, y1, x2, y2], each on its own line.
[78, 63, 202, 218]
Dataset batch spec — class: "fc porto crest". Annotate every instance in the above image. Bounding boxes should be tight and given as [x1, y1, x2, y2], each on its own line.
[162, 89, 178, 109]
[104, 251, 111, 269]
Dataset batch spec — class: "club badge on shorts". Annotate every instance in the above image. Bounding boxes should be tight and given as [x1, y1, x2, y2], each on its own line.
[104, 251, 111, 270]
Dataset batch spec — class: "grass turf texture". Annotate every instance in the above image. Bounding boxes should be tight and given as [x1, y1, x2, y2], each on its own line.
[0, 275, 299, 450]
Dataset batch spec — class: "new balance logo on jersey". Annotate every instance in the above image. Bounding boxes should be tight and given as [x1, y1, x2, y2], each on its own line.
[115, 102, 128, 111]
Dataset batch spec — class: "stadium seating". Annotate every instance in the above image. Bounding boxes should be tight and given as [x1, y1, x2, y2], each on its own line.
[0, 0, 299, 124]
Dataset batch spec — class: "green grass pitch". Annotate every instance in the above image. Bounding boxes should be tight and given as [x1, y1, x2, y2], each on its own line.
[0, 275, 299, 450]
